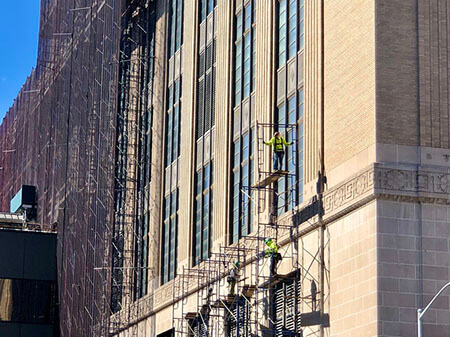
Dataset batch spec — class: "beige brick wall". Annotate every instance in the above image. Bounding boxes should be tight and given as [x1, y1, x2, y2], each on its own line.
[375, 0, 450, 149]
[329, 200, 378, 337]
[375, 0, 420, 147]
[324, 0, 376, 173]
[417, 0, 450, 148]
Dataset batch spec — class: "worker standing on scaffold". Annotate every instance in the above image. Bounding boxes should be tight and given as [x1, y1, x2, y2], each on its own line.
[264, 131, 293, 171]
[264, 237, 282, 276]
[227, 261, 240, 296]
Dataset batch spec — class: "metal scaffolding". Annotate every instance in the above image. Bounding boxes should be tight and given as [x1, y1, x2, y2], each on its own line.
[0, 1, 330, 336]
[170, 121, 332, 337]
[1, 1, 158, 336]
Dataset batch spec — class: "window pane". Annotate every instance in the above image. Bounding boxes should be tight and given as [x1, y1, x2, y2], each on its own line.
[278, 104, 286, 126]
[200, 1, 206, 21]
[299, 89, 304, 118]
[288, 0, 297, 58]
[196, 170, 202, 195]
[164, 197, 170, 219]
[208, 0, 214, 14]
[204, 164, 211, 189]
[174, 79, 180, 102]
[236, 12, 243, 38]
[234, 140, 241, 167]
[176, 0, 182, 50]
[166, 112, 173, 164]
[235, 41, 242, 104]
[173, 106, 179, 159]
[170, 0, 176, 56]
[300, 0, 305, 50]
[288, 96, 296, 124]
[242, 133, 250, 159]
[252, 32, 256, 93]
[244, 3, 252, 31]
[278, 0, 287, 67]
[244, 34, 251, 98]
[202, 192, 210, 260]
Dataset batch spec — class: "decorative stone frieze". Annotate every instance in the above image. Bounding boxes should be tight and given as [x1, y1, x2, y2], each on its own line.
[323, 168, 375, 216]
[122, 163, 450, 326]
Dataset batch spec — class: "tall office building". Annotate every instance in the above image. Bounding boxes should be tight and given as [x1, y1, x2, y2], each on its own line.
[0, 0, 449, 336]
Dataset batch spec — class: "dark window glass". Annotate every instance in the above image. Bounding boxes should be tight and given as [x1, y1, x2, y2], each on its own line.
[161, 190, 179, 283]
[288, 0, 298, 58]
[194, 0, 216, 265]
[279, 0, 287, 66]
[0, 279, 57, 324]
[244, 3, 252, 31]
[230, 0, 256, 243]
[300, 0, 305, 49]
[193, 165, 214, 265]
[279, 0, 304, 67]
[162, 1, 183, 285]
[208, 0, 214, 14]
[235, 41, 242, 105]
[176, 0, 183, 50]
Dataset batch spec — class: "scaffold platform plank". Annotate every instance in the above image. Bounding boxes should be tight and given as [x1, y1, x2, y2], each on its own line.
[184, 312, 197, 320]
[242, 284, 256, 298]
[212, 295, 236, 308]
[252, 171, 288, 188]
[260, 273, 294, 289]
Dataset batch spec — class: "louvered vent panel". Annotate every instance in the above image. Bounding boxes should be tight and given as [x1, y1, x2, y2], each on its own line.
[226, 300, 248, 337]
[273, 276, 302, 336]
[296, 278, 302, 331]
[204, 72, 212, 132]
[285, 281, 296, 332]
[211, 68, 216, 127]
[206, 44, 213, 70]
[196, 79, 205, 139]
[274, 284, 285, 337]
[199, 51, 206, 78]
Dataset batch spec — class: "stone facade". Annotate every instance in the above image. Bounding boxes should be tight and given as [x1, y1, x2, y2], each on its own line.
[120, 0, 450, 336]
[1, 0, 449, 336]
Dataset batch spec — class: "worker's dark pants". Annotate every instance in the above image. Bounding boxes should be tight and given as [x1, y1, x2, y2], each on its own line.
[273, 151, 284, 170]
[270, 253, 282, 276]
[227, 277, 236, 295]
[312, 295, 317, 311]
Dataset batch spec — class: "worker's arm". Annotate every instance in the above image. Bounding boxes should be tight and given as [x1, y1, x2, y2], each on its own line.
[264, 248, 276, 257]
[264, 137, 275, 146]
[282, 137, 293, 146]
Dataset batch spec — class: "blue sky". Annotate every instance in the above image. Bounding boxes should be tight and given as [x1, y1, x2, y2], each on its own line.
[0, 1, 40, 122]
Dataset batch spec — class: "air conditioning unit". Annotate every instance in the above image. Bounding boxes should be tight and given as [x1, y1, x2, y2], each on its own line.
[10, 185, 37, 220]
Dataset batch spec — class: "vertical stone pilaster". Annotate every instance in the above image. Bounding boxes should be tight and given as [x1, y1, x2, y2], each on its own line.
[303, 0, 322, 194]
[178, 0, 197, 269]
[148, 1, 168, 288]
[212, 0, 233, 249]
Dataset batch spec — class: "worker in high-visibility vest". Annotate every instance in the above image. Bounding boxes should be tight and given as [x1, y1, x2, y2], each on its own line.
[227, 261, 240, 296]
[264, 131, 293, 171]
[264, 237, 282, 276]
